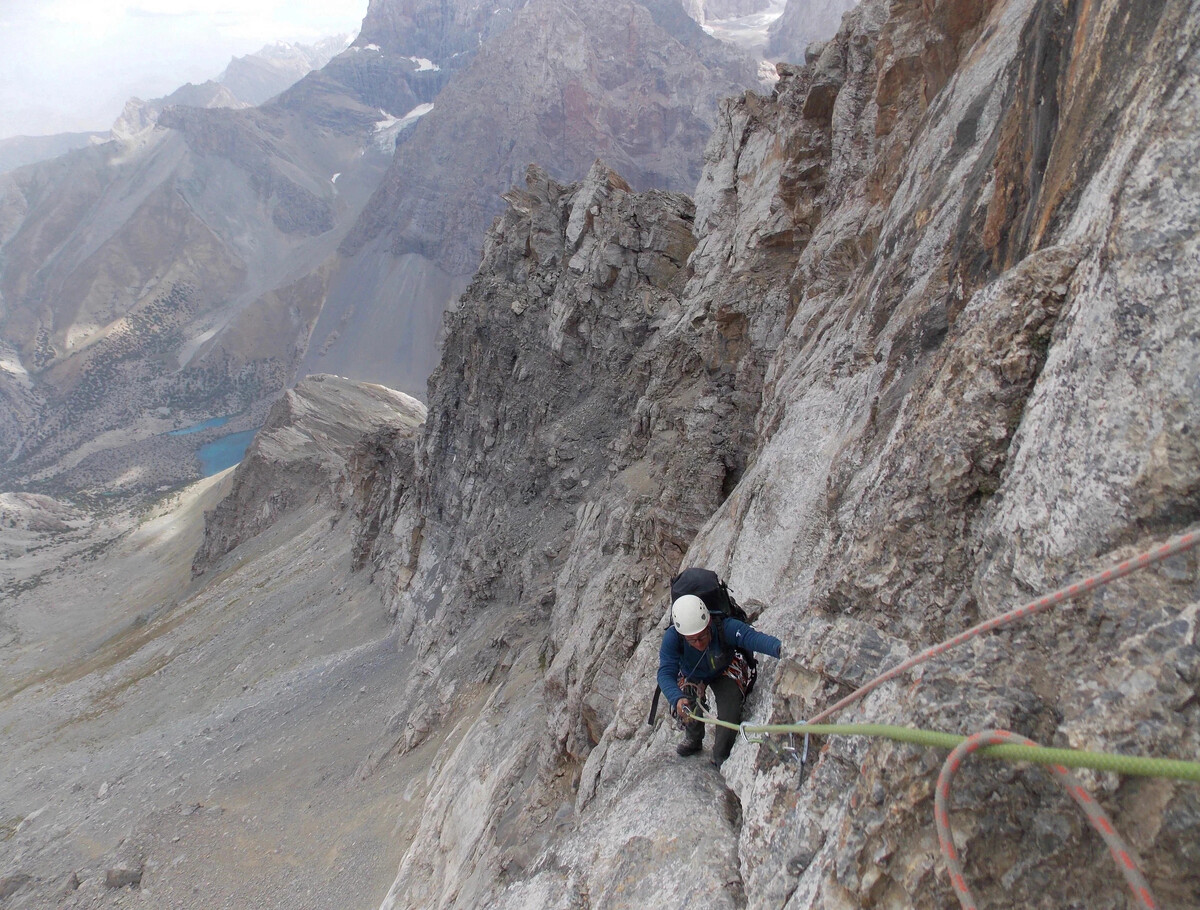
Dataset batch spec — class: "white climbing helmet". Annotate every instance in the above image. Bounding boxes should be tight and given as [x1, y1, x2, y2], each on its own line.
[672, 594, 710, 636]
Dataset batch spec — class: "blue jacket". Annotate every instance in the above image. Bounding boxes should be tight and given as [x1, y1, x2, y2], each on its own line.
[657, 618, 782, 710]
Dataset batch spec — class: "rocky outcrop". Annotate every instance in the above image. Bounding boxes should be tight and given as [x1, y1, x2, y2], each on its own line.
[355, 0, 1200, 907]
[111, 83, 250, 141]
[193, 374, 425, 575]
[356, 153, 772, 909]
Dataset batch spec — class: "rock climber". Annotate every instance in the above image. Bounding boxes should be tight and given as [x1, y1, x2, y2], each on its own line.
[656, 568, 783, 767]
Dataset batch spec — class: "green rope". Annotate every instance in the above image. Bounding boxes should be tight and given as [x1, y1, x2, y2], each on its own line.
[687, 715, 1200, 783]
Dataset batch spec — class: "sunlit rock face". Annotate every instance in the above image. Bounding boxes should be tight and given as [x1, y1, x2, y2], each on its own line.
[354, 0, 1200, 907]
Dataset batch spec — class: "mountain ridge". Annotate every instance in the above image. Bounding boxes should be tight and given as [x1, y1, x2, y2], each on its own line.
[2, 0, 1197, 908]
[0, 0, 780, 494]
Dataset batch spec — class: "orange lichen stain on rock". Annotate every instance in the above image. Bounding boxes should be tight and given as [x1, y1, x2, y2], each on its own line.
[981, 109, 1025, 265]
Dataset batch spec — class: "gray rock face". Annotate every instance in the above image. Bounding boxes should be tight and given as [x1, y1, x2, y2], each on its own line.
[193, 374, 425, 575]
[354, 0, 1200, 907]
[347, 0, 758, 275]
[309, 0, 762, 394]
[356, 0, 526, 65]
[361, 157, 770, 910]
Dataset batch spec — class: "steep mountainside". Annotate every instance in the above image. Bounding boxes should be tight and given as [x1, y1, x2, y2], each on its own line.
[299, 0, 763, 394]
[0, 106, 389, 491]
[0, 15, 453, 490]
[2, 0, 1196, 908]
[347, 0, 1200, 906]
[217, 37, 355, 106]
[0, 377, 429, 910]
[0, 0, 767, 493]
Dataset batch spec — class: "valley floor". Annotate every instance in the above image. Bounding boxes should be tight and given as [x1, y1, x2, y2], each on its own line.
[0, 485, 435, 910]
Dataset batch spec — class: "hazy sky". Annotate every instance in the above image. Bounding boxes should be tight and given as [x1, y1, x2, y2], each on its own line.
[0, 0, 367, 139]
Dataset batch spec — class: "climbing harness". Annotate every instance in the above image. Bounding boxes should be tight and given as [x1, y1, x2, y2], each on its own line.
[684, 526, 1199, 910]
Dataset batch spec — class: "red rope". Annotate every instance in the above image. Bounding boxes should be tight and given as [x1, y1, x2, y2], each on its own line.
[936, 729, 1157, 910]
[807, 528, 1198, 725]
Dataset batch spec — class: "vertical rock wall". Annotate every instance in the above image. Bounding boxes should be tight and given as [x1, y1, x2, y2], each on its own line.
[359, 0, 1200, 907]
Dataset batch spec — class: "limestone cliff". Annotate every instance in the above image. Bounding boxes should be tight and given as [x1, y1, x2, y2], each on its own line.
[354, 0, 1200, 907]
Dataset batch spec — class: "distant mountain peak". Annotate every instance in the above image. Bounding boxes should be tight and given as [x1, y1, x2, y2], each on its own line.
[216, 34, 356, 106]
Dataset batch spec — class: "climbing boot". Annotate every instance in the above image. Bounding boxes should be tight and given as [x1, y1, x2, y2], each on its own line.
[676, 737, 703, 757]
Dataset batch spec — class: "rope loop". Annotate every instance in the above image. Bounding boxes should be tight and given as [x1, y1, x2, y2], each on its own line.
[936, 730, 1157, 910]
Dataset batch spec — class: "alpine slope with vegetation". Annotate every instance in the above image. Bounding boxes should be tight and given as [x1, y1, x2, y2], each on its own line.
[1, 0, 1197, 908]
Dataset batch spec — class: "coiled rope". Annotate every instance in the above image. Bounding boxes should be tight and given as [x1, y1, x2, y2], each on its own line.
[684, 526, 1199, 910]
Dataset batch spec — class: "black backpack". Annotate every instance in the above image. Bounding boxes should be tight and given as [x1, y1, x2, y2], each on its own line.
[646, 568, 759, 725]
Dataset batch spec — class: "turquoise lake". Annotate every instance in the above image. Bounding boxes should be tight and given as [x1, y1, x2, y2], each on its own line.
[168, 415, 231, 436]
[196, 430, 259, 476]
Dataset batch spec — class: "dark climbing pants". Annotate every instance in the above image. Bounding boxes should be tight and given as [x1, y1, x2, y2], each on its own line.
[681, 674, 744, 766]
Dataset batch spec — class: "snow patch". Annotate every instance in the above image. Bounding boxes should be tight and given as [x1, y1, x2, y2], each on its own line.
[373, 104, 435, 151]
[703, 0, 788, 53]
[0, 347, 30, 385]
[331, 172, 341, 184]
[353, 44, 382, 52]
[406, 56, 440, 71]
